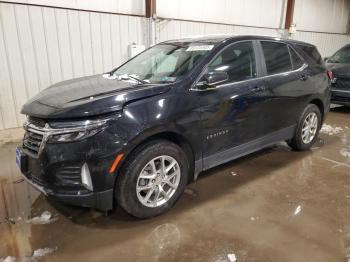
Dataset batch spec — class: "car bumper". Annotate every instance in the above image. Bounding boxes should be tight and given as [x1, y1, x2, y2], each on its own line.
[21, 172, 113, 210]
[16, 126, 124, 211]
[331, 89, 350, 106]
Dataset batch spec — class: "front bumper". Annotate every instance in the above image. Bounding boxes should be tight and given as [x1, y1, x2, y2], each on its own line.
[16, 123, 124, 211]
[331, 88, 350, 106]
[22, 172, 113, 210]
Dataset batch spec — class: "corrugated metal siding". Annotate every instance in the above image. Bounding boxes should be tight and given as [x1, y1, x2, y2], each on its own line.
[3, 0, 145, 16]
[156, 19, 280, 43]
[1, 2, 350, 131]
[157, 0, 286, 29]
[156, 19, 350, 57]
[0, 2, 146, 129]
[294, 0, 350, 34]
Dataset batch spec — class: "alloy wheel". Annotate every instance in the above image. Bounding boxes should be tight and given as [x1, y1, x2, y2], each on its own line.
[301, 112, 318, 144]
[136, 155, 181, 207]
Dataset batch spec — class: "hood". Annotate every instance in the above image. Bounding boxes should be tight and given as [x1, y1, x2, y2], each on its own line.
[326, 63, 350, 76]
[21, 74, 171, 119]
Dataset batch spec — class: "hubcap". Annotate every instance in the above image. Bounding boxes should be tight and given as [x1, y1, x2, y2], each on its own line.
[301, 112, 318, 144]
[136, 155, 181, 208]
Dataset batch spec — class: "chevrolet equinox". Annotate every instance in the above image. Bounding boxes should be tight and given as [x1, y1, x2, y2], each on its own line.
[16, 35, 330, 218]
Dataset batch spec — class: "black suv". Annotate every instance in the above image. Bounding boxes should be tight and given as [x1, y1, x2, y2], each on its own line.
[325, 44, 350, 106]
[16, 35, 330, 218]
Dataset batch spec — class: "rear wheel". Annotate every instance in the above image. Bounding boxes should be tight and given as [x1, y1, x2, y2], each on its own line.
[288, 104, 321, 151]
[115, 140, 188, 218]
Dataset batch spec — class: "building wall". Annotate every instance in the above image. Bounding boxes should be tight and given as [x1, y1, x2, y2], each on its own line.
[156, 19, 350, 57]
[294, 0, 350, 34]
[157, 0, 287, 29]
[0, 2, 146, 129]
[2, 0, 145, 15]
[0, 0, 350, 131]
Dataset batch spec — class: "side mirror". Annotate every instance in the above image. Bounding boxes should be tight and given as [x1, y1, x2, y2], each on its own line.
[197, 71, 229, 89]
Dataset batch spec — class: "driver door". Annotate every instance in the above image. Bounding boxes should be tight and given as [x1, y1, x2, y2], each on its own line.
[197, 41, 269, 170]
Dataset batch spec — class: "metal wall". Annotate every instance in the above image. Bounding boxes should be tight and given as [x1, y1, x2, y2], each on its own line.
[157, 0, 287, 29]
[1, 1, 350, 131]
[156, 19, 350, 57]
[2, 0, 145, 15]
[0, 2, 146, 129]
[156, 19, 281, 43]
[294, 0, 350, 34]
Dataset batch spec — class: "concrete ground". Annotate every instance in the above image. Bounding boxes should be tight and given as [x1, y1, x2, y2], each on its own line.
[0, 106, 350, 262]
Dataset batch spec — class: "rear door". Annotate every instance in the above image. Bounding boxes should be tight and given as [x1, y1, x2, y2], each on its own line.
[258, 41, 308, 135]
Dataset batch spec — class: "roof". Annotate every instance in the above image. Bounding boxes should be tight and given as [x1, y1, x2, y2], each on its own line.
[162, 34, 316, 47]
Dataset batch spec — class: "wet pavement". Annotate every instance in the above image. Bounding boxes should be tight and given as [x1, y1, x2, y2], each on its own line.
[1, 106, 350, 262]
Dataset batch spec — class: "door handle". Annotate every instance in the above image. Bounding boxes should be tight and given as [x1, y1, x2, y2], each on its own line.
[300, 74, 308, 81]
[252, 86, 266, 92]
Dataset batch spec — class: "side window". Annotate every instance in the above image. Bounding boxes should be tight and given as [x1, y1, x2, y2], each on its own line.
[289, 47, 304, 69]
[208, 41, 257, 83]
[261, 41, 292, 75]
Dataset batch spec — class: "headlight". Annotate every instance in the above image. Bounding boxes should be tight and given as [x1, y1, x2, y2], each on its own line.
[46, 118, 110, 143]
[48, 128, 102, 143]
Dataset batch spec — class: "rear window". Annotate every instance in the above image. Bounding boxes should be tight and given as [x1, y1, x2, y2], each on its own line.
[261, 41, 292, 75]
[296, 44, 323, 65]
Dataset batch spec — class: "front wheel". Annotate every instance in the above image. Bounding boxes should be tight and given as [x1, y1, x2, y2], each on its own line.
[288, 104, 321, 151]
[115, 140, 189, 218]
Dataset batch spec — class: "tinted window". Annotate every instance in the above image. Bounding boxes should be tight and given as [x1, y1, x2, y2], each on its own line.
[289, 47, 304, 69]
[261, 41, 292, 75]
[297, 44, 323, 65]
[328, 45, 350, 63]
[208, 41, 257, 83]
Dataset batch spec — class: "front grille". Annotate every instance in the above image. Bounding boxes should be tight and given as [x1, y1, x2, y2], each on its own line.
[333, 75, 350, 90]
[22, 117, 47, 156]
[28, 116, 46, 128]
[23, 130, 43, 155]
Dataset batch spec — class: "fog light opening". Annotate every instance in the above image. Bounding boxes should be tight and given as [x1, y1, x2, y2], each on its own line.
[81, 163, 93, 191]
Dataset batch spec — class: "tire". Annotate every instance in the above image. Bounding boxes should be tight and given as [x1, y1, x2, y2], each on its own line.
[287, 104, 321, 151]
[115, 140, 189, 219]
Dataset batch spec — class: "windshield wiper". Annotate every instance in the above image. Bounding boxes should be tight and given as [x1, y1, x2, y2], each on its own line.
[126, 74, 149, 84]
[114, 73, 148, 84]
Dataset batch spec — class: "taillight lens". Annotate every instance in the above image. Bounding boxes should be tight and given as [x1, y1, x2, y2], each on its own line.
[327, 70, 333, 80]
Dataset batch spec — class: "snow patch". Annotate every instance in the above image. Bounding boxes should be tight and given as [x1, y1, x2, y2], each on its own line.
[0, 257, 15, 262]
[340, 148, 350, 158]
[320, 124, 343, 135]
[294, 205, 302, 216]
[227, 253, 237, 262]
[32, 247, 56, 259]
[26, 211, 57, 225]
[0, 247, 56, 262]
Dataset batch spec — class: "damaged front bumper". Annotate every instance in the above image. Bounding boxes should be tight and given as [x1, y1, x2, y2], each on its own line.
[21, 170, 113, 210]
[15, 125, 122, 211]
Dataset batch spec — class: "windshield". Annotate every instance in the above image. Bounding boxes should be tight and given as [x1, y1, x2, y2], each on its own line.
[328, 46, 350, 63]
[112, 43, 215, 84]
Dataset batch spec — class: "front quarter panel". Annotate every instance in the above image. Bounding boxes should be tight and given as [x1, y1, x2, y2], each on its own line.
[110, 88, 202, 175]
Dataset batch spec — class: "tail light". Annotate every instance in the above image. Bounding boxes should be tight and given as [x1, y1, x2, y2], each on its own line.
[327, 70, 333, 80]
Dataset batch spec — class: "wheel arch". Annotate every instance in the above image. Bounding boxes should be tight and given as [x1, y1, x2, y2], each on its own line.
[309, 98, 325, 123]
[114, 130, 196, 186]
